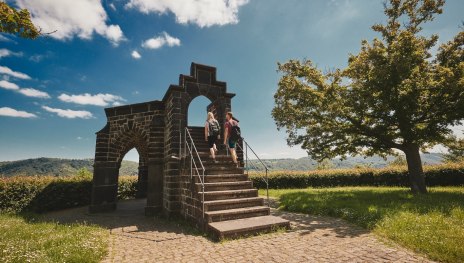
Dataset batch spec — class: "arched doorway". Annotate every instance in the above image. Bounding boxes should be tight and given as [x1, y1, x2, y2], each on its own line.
[188, 96, 213, 127]
[120, 148, 148, 199]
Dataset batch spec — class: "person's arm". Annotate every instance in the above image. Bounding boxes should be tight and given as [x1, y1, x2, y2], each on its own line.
[204, 122, 208, 141]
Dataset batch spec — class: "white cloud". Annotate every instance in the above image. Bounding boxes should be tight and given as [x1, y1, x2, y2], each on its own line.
[0, 80, 50, 98]
[0, 66, 31, 79]
[109, 3, 116, 11]
[18, 88, 51, 99]
[30, 54, 44, 62]
[42, 106, 93, 119]
[76, 136, 83, 140]
[142, 32, 181, 49]
[131, 50, 142, 59]
[0, 107, 37, 118]
[58, 93, 125, 106]
[0, 34, 14, 42]
[125, 0, 249, 27]
[15, 0, 125, 45]
[0, 49, 22, 58]
[0, 80, 20, 90]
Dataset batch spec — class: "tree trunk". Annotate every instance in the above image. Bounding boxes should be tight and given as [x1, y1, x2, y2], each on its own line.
[403, 144, 427, 194]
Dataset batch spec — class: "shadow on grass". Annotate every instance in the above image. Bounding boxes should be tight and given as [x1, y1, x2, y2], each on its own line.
[20, 198, 205, 243]
[275, 188, 464, 230]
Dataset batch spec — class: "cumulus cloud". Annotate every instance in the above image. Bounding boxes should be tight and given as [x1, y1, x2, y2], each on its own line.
[58, 93, 125, 106]
[18, 88, 51, 99]
[125, 0, 249, 27]
[142, 32, 180, 49]
[0, 49, 23, 59]
[131, 50, 142, 59]
[0, 80, 20, 90]
[0, 34, 14, 42]
[0, 107, 37, 118]
[0, 66, 31, 79]
[0, 80, 50, 98]
[15, 0, 125, 45]
[42, 106, 93, 119]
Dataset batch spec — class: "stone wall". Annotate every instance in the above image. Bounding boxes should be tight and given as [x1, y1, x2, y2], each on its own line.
[90, 63, 235, 219]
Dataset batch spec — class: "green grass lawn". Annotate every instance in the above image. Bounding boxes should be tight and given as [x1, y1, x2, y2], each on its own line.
[0, 213, 108, 263]
[260, 187, 464, 263]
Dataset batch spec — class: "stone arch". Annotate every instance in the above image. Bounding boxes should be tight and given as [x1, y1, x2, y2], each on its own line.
[90, 63, 235, 216]
[186, 95, 213, 126]
[111, 127, 149, 198]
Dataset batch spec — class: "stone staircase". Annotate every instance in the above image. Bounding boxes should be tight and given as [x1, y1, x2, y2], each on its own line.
[184, 127, 290, 240]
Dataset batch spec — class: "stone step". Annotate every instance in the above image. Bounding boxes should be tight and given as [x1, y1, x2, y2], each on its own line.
[199, 174, 249, 183]
[198, 189, 258, 201]
[204, 206, 270, 223]
[203, 197, 264, 212]
[206, 167, 244, 175]
[208, 215, 290, 241]
[196, 181, 253, 192]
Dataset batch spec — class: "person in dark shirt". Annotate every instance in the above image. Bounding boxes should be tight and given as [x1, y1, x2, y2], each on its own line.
[223, 112, 239, 166]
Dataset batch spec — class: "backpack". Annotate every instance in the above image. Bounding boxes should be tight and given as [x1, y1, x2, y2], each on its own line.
[229, 121, 241, 141]
[209, 120, 220, 136]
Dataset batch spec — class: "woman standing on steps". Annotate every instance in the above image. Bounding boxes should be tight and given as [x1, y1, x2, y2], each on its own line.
[205, 112, 220, 163]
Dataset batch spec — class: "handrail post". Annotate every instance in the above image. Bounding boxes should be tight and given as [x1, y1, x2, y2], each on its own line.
[266, 167, 269, 207]
[245, 141, 248, 175]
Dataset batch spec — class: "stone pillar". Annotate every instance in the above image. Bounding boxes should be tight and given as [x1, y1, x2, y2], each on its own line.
[89, 161, 119, 213]
[145, 161, 164, 215]
[136, 164, 148, 198]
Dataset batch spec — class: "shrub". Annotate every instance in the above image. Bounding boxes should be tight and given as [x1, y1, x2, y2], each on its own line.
[0, 175, 138, 213]
[250, 162, 464, 189]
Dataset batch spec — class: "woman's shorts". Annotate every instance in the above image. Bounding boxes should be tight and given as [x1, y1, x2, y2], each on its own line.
[207, 135, 217, 148]
[228, 139, 237, 149]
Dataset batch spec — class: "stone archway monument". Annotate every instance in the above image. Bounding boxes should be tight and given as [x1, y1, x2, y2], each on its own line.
[90, 63, 234, 215]
[90, 62, 289, 239]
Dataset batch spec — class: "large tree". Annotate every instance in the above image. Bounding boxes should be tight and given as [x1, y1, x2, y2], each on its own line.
[272, 0, 463, 194]
[0, 2, 40, 39]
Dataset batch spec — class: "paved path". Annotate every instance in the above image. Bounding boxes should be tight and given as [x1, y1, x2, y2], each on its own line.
[43, 199, 432, 263]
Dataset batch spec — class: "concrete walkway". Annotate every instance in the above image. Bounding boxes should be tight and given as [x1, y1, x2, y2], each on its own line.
[43, 199, 432, 263]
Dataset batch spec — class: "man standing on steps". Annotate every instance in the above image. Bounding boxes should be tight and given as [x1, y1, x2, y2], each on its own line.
[223, 112, 240, 167]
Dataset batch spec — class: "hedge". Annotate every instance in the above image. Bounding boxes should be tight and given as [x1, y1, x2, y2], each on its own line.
[0, 175, 138, 213]
[249, 162, 464, 189]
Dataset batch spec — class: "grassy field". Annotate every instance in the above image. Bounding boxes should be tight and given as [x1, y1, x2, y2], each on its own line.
[0, 213, 108, 263]
[260, 187, 464, 263]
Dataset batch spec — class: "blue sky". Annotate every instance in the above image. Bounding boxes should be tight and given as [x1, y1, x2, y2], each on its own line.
[0, 0, 463, 162]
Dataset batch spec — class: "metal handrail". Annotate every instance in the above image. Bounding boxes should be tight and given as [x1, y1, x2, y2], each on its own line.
[236, 138, 270, 207]
[184, 128, 206, 219]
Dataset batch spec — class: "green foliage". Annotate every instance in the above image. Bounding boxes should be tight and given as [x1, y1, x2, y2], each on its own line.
[316, 158, 334, 170]
[0, 174, 138, 213]
[387, 155, 408, 167]
[0, 2, 40, 39]
[117, 176, 138, 200]
[0, 214, 108, 263]
[443, 135, 464, 163]
[272, 0, 464, 193]
[262, 187, 464, 262]
[250, 162, 464, 189]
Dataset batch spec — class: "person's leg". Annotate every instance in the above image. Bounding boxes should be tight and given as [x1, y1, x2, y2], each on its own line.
[210, 147, 215, 159]
[228, 140, 238, 165]
[208, 136, 216, 160]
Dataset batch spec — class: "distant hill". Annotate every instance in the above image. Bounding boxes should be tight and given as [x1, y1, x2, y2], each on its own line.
[0, 158, 139, 177]
[0, 153, 444, 176]
[250, 153, 443, 171]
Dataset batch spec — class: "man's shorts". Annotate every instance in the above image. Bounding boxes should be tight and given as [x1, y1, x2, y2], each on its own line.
[228, 139, 237, 149]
